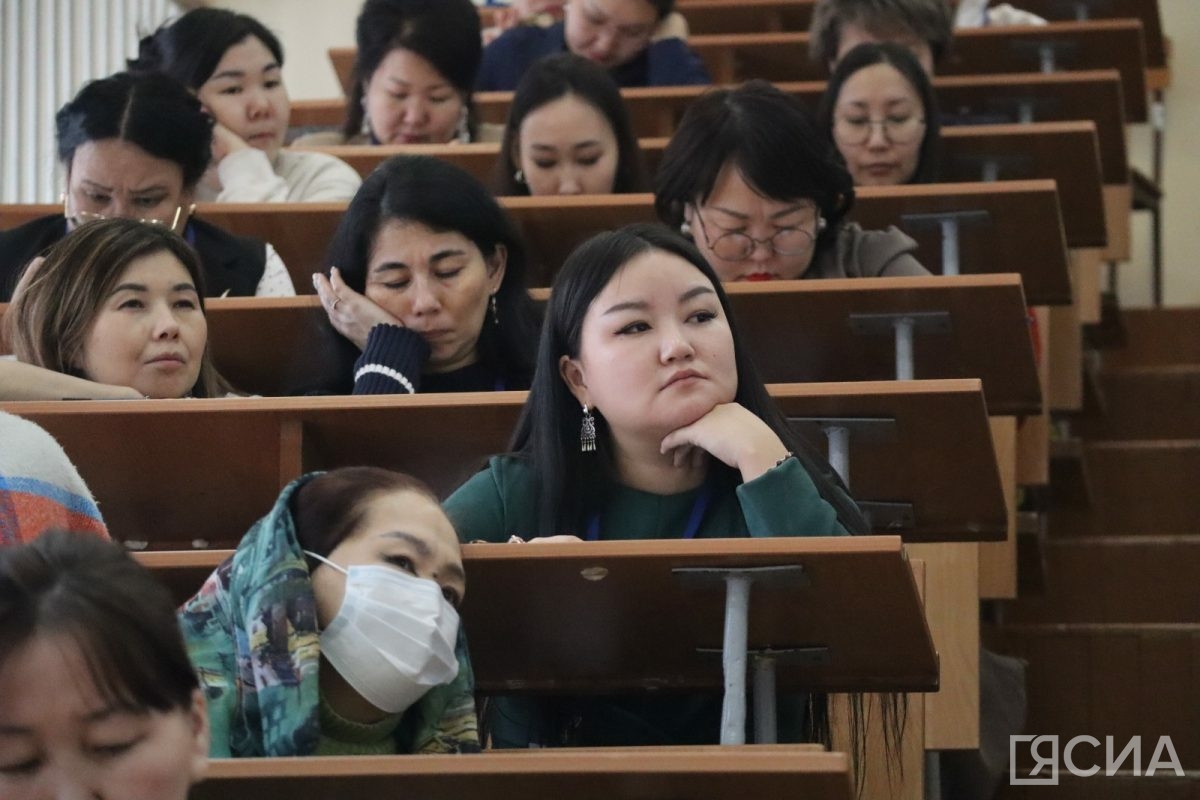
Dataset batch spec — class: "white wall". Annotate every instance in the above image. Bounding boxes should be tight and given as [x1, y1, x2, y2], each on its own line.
[0, 0, 177, 203]
[215, 0, 359, 100]
[1124, 2, 1200, 307]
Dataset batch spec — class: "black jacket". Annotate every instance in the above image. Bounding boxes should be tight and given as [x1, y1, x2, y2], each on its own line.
[0, 214, 267, 300]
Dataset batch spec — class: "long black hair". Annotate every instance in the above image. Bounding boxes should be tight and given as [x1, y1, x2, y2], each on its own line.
[509, 223, 869, 538]
[128, 7, 285, 90]
[301, 155, 539, 393]
[495, 53, 646, 196]
[817, 42, 941, 185]
[654, 80, 854, 258]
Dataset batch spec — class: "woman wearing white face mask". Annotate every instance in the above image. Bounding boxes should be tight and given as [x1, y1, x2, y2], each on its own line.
[179, 467, 477, 757]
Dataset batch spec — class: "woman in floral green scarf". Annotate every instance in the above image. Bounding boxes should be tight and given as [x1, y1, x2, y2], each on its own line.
[179, 467, 479, 757]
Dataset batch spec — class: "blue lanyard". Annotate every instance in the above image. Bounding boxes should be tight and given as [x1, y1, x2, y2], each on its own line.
[585, 482, 713, 542]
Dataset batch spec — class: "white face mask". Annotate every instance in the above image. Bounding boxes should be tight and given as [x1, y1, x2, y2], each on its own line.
[306, 551, 461, 714]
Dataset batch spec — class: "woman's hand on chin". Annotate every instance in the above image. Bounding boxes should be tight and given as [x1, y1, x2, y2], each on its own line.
[209, 119, 250, 164]
[314, 267, 402, 351]
[660, 402, 790, 483]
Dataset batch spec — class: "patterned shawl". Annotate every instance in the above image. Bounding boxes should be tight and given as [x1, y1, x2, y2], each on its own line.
[178, 473, 479, 757]
[0, 412, 108, 545]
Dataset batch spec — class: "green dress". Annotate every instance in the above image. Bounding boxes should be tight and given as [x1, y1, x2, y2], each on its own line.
[444, 454, 850, 747]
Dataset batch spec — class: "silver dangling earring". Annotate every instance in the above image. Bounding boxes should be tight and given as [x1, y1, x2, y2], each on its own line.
[456, 105, 471, 143]
[580, 404, 597, 453]
[817, 215, 827, 231]
[514, 168, 525, 184]
[490, 293, 500, 326]
[680, 221, 692, 236]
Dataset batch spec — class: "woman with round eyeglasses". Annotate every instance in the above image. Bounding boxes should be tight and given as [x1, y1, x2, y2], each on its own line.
[817, 42, 941, 187]
[0, 72, 294, 301]
[655, 80, 929, 282]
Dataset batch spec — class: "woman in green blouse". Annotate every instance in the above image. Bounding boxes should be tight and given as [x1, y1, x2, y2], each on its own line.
[444, 223, 866, 747]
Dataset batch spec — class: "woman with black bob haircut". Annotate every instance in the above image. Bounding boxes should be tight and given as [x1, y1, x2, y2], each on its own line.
[0, 531, 209, 799]
[495, 53, 646, 196]
[0, 71, 294, 300]
[817, 42, 940, 186]
[298, 0, 485, 146]
[445, 223, 867, 748]
[306, 155, 540, 394]
[128, 7, 361, 202]
[654, 80, 927, 283]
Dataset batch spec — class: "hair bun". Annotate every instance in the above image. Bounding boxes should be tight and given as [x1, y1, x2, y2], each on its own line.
[127, 31, 164, 73]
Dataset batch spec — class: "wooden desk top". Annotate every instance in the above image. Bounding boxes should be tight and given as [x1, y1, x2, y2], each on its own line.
[724, 275, 1040, 415]
[851, 180, 1071, 305]
[193, 275, 1039, 415]
[193, 747, 853, 799]
[671, 0, 1166, 71]
[688, 21, 1149, 122]
[0, 185, 1071, 305]
[297, 120, 1103, 249]
[292, 72, 1129, 185]
[939, 19, 1148, 122]
[329, 21, 1146, 119]
[1019, 0, 1166, 69]
[933, 70, 1128, 183]
[1, 380, 1005, 546]
[938, 122, 1106, 248]
[461, 535, 938, 693]
[0, 274, 1035, 412]
[142, 537, 935, 696]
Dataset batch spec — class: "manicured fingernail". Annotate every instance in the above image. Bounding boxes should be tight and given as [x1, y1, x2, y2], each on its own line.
[311, 274, 319, 289]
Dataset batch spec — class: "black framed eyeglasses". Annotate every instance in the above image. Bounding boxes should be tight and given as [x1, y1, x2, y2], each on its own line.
[693, 210, 818, 262]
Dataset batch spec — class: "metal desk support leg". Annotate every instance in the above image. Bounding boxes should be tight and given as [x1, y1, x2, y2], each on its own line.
[676, 566, 814, 747]
[981, 159, 1000, 183]
[720, 574, 752, 745]
[940, 218, 961, 276]
[900, 211, 987, 277]
[848, 311, 951, 383]
[894, 317, 916, 381]
[925, 750, 942, 800]
[752, 656, 778, 744]
[824, 425, 851, 486]
[1038, 43, 1057, 73]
